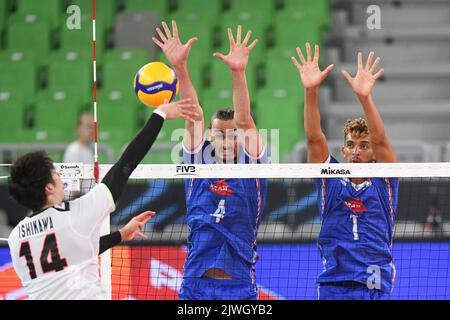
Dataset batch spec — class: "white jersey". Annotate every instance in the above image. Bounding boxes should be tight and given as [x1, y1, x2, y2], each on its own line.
[8, 183, 115, 300]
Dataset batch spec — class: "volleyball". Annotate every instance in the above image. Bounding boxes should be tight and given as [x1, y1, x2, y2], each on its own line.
[133, 62, 179, 107]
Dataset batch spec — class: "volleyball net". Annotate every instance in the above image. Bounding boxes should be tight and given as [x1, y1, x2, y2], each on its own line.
[1, 163, 450, 300]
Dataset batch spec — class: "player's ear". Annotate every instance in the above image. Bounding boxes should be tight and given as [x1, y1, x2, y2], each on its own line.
[45, 183, 55, 195]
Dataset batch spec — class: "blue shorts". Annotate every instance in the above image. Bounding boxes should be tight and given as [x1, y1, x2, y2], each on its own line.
[317, 282, 390, 300]
[179, 278, 258, 300]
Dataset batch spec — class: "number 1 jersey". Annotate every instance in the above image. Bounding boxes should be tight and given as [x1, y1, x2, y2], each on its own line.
[314, 156, 399, 292]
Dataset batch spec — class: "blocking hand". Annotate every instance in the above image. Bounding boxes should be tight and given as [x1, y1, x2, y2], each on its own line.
[213, 25, 258, 72]
[291, 43, 334, 89]
[152, 20, 198, 68]
[341, 52, 384, 97]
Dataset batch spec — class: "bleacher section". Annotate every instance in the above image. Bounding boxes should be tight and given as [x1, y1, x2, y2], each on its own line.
[309, 0, 450, 162]
[0, 0, 332, 162]
[2, 0, 448, 162]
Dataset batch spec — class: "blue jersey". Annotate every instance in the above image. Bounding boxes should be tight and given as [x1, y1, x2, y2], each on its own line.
[183, 141, 268, 284]
[314, 156, 399, 293]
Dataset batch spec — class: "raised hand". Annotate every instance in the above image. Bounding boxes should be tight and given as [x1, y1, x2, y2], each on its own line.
[213, 25, 258, 72]
[152, 20, 197, 67]
[119, 211, 155, 241]
[291, 43, 334, 89]
[157, 98, 199, 122]
[342, 52, 384, 97]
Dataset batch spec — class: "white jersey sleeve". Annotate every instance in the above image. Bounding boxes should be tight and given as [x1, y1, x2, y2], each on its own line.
[69, 183, 116, 236]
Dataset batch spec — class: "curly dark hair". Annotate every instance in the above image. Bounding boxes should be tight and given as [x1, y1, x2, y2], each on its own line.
[8, 151, 55, 211]
[343, 118, 369, 141]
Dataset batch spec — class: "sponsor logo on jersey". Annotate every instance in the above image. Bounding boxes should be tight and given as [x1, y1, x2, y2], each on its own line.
[209, 179, 234, 196]
[344, 197, 367, 213]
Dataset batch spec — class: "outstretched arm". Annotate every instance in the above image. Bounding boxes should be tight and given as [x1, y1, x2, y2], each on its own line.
[342, 52, 397, 163]
[99, 211, 155, 254]
[153, 20, 204, 152]
[292, 43, 334, 163]
[101, 99, 198, 202]
[213, 26, 262, 158]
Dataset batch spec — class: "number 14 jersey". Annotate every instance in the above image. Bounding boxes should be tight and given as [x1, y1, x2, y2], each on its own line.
[8, 183, 115, 300]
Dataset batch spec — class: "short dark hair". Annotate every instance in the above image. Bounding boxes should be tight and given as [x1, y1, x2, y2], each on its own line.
[9, 151, 55, 211]
[208, 108, 235, 129]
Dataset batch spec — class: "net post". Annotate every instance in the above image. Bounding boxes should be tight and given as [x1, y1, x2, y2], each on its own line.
[97, 164, 111, 298]
[92, 0, 111, 299]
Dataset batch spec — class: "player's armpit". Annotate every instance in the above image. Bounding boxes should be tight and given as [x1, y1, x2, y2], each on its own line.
[371, 140, 398, 163]
[238, 125, 265, 160]
[184, 118, 205, 154]
[243, 144, 267, 163]
[182, 138, 205, 157]
[306, 134, 330, 163]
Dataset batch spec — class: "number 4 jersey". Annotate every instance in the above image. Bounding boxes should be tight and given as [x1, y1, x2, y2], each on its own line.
[8, 183, 115, 300]
[182, 141, 268, 284]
